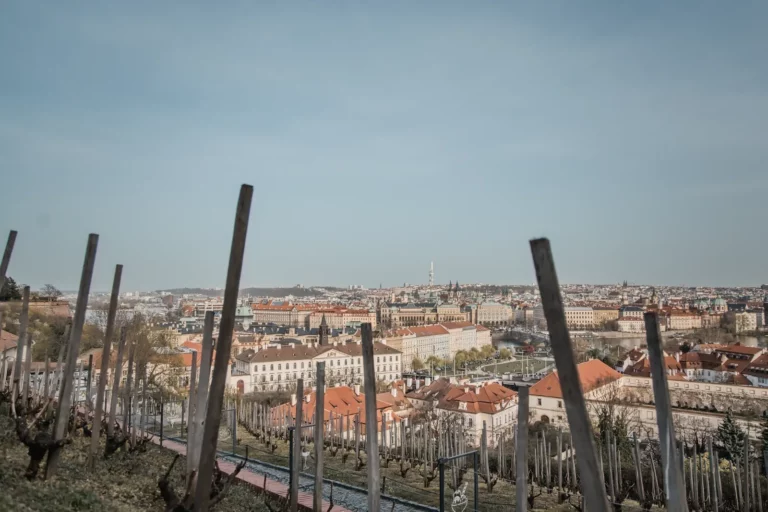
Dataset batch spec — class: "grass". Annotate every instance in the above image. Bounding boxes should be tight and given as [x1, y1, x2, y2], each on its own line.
[0, 414, 269, 511]
[484, 358, 550, 376]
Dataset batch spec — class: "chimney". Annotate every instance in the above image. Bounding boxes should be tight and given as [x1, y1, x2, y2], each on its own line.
[391, 387, 398, 398]
[305, 393, 311, 403]
[406, 378, 413, 388]
[291, 394, 297, 406]
[354, 384, 361, 395]
[425, 377, 431, 386]
[289, 343, 295, 349]
[415, 379, 421, 390]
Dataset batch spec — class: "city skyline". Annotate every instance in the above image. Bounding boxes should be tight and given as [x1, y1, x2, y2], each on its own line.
[3, 2, 767, 291]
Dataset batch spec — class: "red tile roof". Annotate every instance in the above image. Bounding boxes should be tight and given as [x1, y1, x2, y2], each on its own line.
[530, 359, 621, 399]
[1, 329, 19, 352]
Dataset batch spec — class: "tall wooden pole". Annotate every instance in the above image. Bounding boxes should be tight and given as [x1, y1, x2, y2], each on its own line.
[12, 286, 30, 398]
[190, 311, 215, 471]
[186, 350, 198, 477]
[47, 233, 98, 478]
[290, 378, 304, 512]
[361, 323, 380, 512]
[529, 238, 610, 511]
[516, 386, 529, 512]
[0, 230, 17, 291]
[314, 362, 325, 512]
[22, 332, 34, 405]
[89, 264, 122, 468]
[193, 184, 252, 512]
[107, 327, 127, 439]
[644, 312, 688, 512]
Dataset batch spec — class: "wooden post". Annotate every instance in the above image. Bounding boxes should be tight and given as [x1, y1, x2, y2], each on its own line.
[12, 286, 30, 399]
[107, 327, 127, 439]
[516, 386, 529, 512]
[190, 311, 215, 471]
[186, 350, 198, 477]
[529, 238, 610, 511]
[193, 184, 252, 512]
[742, 434, 749, 512]
[0, 230, 17, 291]
[634, 433, 645, 502]
[52, 326, 68, 399]
[22, 332, 33, 405]
[644, 312, 688, 511]
[361, 323, 380, 512]
[46, 234, 98, 478]
[290, 378, 304, 512]
[314, 362, 325, 512]
[558, 427, 563, 491]
[85, 353, 94, 404]
[89, 264, 122, 468]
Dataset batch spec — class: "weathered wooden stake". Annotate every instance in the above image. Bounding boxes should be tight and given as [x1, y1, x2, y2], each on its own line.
[193, 184, 252, 512]
[89, 264, 122, 468]
[12, 286, 30, 399]
[516, 386, 529, 512]
[0, 230, 17, 291]
[529, 238, 610, 511]
[644, 312, 688, 512]
[290, 378, 303, 512]
[190, 311, 215, 471]
[361, 323, 380, 512]
[186, 350, 198, 477]
[314, 362, 325, 512]
[107, 327, 127, 439]
[22, 333, 33, 405]
[46, 233, 98, 478]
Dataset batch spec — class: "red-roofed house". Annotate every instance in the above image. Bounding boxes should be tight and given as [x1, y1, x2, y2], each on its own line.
[529, 359, 621, 426]
[407, 377, 517, 444]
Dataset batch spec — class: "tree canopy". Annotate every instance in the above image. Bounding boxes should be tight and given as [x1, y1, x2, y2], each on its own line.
[0, 276, 21, 301]
[716, 410, 747, 461]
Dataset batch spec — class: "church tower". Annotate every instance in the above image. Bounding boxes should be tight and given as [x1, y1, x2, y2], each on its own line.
[319, 314, 330, 346]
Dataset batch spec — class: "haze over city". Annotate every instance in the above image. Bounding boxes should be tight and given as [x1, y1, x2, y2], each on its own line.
[2, 2, 767, 291]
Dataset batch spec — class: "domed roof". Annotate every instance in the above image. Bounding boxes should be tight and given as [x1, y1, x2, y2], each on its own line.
[713, 298, 727, 306]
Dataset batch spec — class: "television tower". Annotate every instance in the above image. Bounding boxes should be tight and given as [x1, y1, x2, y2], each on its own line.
[429, 261, 434, 286]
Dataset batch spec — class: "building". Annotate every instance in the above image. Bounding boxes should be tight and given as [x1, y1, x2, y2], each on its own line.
[617, 317, 644, 333]
[407, 378, 518, 444]
[476, 302, 514, 327]
[734, 311, 758, 333]
[593, 307, 619, 327]
[383, 322, 491, 371]
[251, 300, 315, 327]
[666, 311, 702, 330]
[532, 305, 595, 330]
[618, 305, 644, 319]
[231, 335, 402, 393]
[401, 325, 451, 369]
[308, 308, 377, 330]
[529, 359, 622, 426]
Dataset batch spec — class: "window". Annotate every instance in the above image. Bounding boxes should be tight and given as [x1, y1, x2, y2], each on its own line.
[270, 364, 273, 371]
[557, 401, 562, 408]
[537, 398, 542, 406]
[263, 365, 266, 371]
[278, 364, 282, 370]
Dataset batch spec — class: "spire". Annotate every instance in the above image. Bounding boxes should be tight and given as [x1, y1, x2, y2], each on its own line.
[319, 314, 329, 346]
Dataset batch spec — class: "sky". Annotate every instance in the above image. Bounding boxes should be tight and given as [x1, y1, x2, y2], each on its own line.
[2, 2, 767, 291]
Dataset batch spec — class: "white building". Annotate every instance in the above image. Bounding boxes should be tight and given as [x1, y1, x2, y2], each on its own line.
[231, 339, 402, 394]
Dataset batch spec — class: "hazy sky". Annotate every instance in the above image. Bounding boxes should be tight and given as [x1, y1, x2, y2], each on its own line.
[2, 2, 767, 291]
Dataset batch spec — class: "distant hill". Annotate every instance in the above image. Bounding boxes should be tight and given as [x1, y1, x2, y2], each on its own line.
[158, 287, 323, 298]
